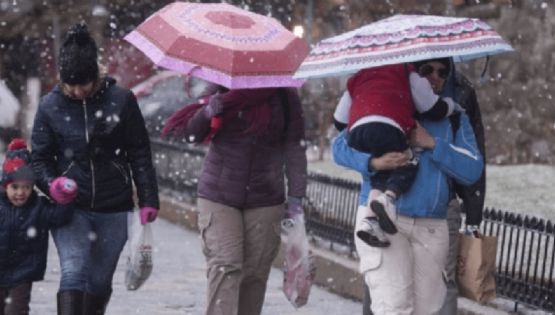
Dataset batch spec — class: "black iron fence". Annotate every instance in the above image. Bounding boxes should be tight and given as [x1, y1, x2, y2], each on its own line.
[302, 172, 360, 252]
[150, 138, 554, 312]
[482, 209, 554, 312]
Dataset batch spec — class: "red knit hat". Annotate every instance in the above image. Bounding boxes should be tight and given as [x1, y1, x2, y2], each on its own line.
[1, 138, 35, 187]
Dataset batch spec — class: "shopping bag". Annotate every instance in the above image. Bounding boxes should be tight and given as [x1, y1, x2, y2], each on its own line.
[125, 212, 154, 290]
[456, 233, 497, 303]
[281, 214, 316, 308]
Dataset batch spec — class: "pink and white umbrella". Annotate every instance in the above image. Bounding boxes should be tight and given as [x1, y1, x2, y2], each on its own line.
[124, 2, 309, 89]
[294, 14, 514, 79]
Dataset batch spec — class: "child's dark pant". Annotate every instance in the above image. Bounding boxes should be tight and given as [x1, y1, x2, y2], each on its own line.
[0, 282, 32, 315]
[348, 122, 417, 196]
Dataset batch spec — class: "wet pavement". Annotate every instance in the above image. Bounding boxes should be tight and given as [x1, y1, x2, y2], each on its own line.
[29, 218, 362, 315]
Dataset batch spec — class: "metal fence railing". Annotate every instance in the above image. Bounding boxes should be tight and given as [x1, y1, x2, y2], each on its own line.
[150, 138, 554, 313]
[481, 209, 554, 312]
[303, 173, 359, 252]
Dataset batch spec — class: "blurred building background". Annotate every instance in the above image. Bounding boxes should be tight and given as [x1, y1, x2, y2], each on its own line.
[0, 0, 553, 163]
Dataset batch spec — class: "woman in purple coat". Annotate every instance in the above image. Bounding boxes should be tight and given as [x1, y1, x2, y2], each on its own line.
[163, 86, 307, 315]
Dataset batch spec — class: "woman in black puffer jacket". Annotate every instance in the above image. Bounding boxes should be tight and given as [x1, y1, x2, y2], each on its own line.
[30, 23, 159, 315]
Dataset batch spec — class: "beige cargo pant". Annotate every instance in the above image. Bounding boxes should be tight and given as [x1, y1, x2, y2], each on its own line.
[355, 205, 449, 315]
[197, 198, 284, 315]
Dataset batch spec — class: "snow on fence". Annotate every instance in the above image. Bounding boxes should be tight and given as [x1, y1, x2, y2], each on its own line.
[149, 138, 554, 313]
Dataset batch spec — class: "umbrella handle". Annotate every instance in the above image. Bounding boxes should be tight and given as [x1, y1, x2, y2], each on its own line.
[183, 65, 201, 98]
[480, 56, 490, 78]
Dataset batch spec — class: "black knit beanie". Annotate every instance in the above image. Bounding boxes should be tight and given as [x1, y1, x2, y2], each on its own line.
[1, 138, 35, 187]
[58, 23, 99, 85]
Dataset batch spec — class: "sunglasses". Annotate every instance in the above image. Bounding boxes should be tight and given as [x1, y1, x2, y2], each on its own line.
[418, 64, 450, 79]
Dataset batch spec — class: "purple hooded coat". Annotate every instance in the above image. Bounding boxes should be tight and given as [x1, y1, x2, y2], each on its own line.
[182, 88, 307, 209]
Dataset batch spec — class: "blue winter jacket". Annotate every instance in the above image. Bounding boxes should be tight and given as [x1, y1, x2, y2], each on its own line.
[332, 113, 483, 219]
[0, 191, 72, 287]
[332, 133, 372, 207]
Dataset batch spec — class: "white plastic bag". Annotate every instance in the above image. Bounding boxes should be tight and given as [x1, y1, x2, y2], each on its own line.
[281, 214, 316, 308]
[125, 212, 153, 291]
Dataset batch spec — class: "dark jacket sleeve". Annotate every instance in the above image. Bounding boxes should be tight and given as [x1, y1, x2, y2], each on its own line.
[30, 101, 58, 195]
[333, 118, 347, 132]
[418, 98, 449, 121]
[123, 91, 160, 209]
[455, 75, 486, 225]
[283, 88, 307, 198]
[39, 197, 73, 228]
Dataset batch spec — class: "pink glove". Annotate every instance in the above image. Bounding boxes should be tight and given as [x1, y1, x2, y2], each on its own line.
[49, 177, 78, 205]
[140, 207, 158, 225]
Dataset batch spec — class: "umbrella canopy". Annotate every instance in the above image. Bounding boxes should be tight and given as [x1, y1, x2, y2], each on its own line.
[294, 14, 514, 79]
[125, 2, 309, 89]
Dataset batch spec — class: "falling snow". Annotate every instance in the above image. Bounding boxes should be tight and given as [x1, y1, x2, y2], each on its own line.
[26, 226, 37, 238]
[0, 2, 554, 314]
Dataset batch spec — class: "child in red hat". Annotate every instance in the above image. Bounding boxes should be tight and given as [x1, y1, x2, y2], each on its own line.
[0, 139, 77, 314]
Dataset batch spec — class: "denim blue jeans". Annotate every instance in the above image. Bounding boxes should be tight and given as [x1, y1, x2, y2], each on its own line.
[52, 209, 128, 297]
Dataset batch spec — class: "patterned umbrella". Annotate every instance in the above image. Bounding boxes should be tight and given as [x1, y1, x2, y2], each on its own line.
[294, 14, 514, 79]
[124, 2, 309, 89]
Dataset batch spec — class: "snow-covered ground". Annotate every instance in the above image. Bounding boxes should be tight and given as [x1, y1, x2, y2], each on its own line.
[309, 160, 555, 221]
[483, 164, 555, 220]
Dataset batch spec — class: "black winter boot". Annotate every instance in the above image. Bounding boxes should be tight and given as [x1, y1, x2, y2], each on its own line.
[57, 290, 84, 315]
[82, 292, 111, 315]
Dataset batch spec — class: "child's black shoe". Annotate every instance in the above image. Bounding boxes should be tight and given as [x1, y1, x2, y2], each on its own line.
[370, 194, 398, 234]
[356, 217, 390, 248]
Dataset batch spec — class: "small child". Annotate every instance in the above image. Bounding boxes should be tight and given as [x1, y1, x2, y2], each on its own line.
[0, 139, 77, 315]
[337, 60, 461, 247]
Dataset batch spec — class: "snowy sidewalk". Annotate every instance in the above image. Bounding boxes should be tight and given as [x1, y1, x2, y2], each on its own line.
[28, 218, 362, 315]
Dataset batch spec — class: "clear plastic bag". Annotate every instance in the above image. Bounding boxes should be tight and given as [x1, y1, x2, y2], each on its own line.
[125, 212, 153, 291]
[281, 214, 316, 308]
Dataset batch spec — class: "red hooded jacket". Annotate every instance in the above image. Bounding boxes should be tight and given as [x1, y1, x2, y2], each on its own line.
[347, 64, 415, 134]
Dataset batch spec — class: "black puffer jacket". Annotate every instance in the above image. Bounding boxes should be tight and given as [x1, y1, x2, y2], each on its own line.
[453, 72, 486, 226]
[31, 77, 159, 213]
[0, 191, 72, 287]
